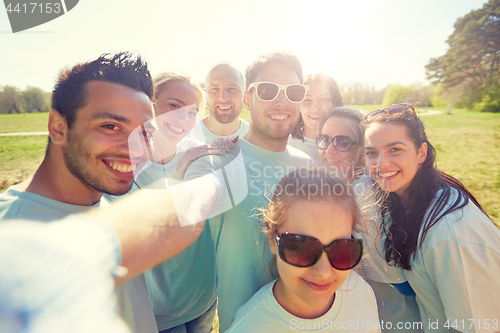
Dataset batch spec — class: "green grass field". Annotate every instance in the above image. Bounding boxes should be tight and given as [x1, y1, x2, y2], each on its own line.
[0, 108, 499, 226]
[0, 112, 50, 133]
[0, 113, 49, 190]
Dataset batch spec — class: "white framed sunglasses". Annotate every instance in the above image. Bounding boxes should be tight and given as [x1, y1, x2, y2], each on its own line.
[248, 82, 309, 103]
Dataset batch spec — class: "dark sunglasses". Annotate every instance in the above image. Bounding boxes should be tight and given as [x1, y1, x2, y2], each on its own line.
[316, 134, 359, 152]
[248, 82, 309, 103]
[275, 233, 363, 270]
[364, 103, 417, 120]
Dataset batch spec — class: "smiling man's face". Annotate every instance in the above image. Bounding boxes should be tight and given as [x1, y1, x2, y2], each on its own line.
[62, 80, 153, 196]
[244, 62, 301, 143]
[206, 64, 244, 124]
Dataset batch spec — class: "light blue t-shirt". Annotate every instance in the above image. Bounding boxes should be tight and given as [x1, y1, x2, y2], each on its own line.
[188, 118, 250, 144]
[226, 272, 380, 333]
[287, 135, 321, 164]
[1, 186, 157, 333]
[0, 187, 127, 332]
[0, 186, 100, 221]
[185, 138, 313, 332]
[106, 137, 217, 331]
[358, 185, 500, 333]
[0, 217, 127, 333]
[403, 190, 500, 333]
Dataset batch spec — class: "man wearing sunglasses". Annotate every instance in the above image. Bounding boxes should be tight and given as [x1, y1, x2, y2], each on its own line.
[181, 51, 314, 332]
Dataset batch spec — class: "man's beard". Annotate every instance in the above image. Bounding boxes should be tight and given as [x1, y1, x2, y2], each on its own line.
[62, 131, 131, 196]
[210, 106, 240, 124]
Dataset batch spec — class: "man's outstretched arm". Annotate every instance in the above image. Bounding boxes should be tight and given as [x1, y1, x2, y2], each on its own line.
[84, 176, 218, 285]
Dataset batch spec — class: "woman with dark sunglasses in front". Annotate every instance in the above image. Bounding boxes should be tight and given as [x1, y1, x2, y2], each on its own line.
[360, 104, 500, 333]
[288, 74, 343, 163]
[226, 169, 381, 333]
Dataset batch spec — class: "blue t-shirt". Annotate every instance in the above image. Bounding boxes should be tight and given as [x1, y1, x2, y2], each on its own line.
[0, 186, 99, 221]
[188, 118, 250, 144]
[0, 187, 127, 332]
[404, 190, 500, 333]
[1, 186, 157, 333]
[0, 217, 126, 333]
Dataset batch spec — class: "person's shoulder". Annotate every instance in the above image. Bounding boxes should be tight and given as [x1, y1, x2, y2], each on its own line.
[342, 270, 372, 291]
[432, 188, 489, 224]
[339, 271, 378, 308]
[226, 281, 274, 333]
[0, 186, 54, 221]
[285, 144, 314, 163]
[1, 185, 100, 222]
[421, 188, 498, 247]
[0, 185, 21, 202]
[0, 186, 26, 220]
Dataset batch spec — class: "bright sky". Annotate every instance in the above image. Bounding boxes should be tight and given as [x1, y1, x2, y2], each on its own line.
[0, 0, 489, 92]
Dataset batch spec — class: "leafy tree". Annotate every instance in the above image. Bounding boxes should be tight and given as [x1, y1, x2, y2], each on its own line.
[380, 84, 437, 107]
[340, 82, 385, 105]
[383, 84, 415, 106]
[22, 86, 50, 113]
[474, 77, 500, 112]
[428, 85, 448, 108]
[0, 85, 24, 114]
[426, 0, 500, 111]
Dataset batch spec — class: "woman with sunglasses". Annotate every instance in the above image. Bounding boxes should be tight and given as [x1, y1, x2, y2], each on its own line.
[289, 74, 343, 163]
[316, 107, 364, 180]
[360, 104, 500, 332]
[226, 169, 380, 332]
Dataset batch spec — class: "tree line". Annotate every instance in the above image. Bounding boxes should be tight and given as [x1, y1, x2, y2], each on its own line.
[339, 82, 446, 108]
[0, 82, 448, 115]
[0, 86, 51, 114]
[426, 0, 500, 112]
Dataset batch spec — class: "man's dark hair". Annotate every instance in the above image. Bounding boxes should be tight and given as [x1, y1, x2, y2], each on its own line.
[244, 51, 303, 90]
[51, 52, 153, 130]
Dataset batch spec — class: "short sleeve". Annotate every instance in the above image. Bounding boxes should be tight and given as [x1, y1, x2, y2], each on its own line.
[0, 217, 129, 333]
[422, 239, 500, 330]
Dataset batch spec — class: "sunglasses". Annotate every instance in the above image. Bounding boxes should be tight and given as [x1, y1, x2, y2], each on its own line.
[364, 103, 417, 120]
[248, 82, 309, 103]
[316, 134, 359, 152]
[275, 233, 363, 270]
